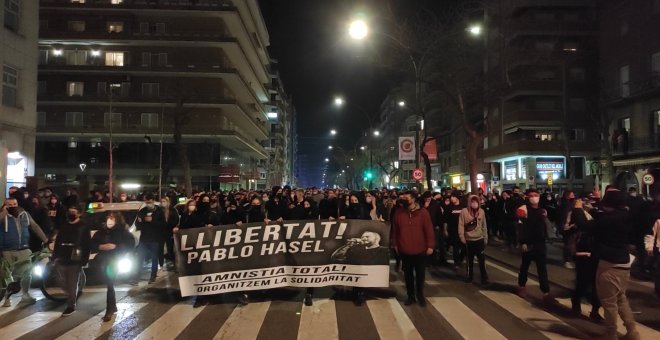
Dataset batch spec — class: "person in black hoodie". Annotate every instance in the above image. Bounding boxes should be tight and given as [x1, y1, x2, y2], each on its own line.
[573, 189, 640, 340]
[319, 189, 340, 220]
[133, 193, 165, 284]
[178, 200, 205, 230]
[90, 211, 135, 321]
[246, 197, 266, 223]
[302, 199, 319, 220]
[340, 194, 366, 220]
[52, 204, 91, 317]
[27, 196, 53, 253]
[47, 194, 67, 231]
[444, 194, 465, 271]
[197, 195, 221, 227]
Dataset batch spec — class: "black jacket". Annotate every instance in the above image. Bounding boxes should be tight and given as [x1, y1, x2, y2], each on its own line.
[518, 204, 548, 245]
[319, 198, 339, 219]
[180, 211, 206, 229]
[53, 220, 91, 266]
[90, 225, 135, 259]
[573, 206, 632, 264]
[135, 206, 166, 243]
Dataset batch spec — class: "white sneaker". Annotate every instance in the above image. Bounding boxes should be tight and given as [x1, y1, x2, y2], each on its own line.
[20, 294, 37, 304]
[564, 262, 575, 269]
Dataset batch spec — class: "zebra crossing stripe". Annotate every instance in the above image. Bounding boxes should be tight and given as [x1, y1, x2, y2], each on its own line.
[428, 297, 506, 340]
[367, 299, 422, 340]
[485, 261, 540, 286]
[556, 298, 658, 339]
[480, 291, 586, 339]
[298, 299, 339, 340]
[55, 302, 148, 340]
[0, 311, 61, 339]
[213, 301, 271, 340]
[134, 302, 206, 340]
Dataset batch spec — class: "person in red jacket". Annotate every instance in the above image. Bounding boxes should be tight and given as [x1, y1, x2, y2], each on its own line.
[391, 190, 435, 306]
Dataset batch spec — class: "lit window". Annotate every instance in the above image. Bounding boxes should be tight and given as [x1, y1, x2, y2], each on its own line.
[4, 0, 20, 32]
[107, 21, 124, 33]
[105, 52, 124, 66]
[67, 21, 86, 32]
[65, 112, 83, 127]
[535, 131, 554, 141]
[70, 0, 86, 3]
[66, 81, 84, 96]
[110, 0, 123, 4]
[104, 112, 122, 128]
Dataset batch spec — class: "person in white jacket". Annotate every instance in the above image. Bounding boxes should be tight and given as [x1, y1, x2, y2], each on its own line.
[459, 195, 489, 285]
[644, 215, 659, 296]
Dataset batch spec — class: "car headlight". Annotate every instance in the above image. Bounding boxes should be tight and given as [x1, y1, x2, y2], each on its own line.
[33, 264, 44, 278]
[117, 257, 133, 274]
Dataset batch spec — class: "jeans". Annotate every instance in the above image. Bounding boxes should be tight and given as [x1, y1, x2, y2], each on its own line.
[400, 253, 427, 299]
[136, 241, 159, 279]
[1, 249, 32, 294]
[449, 235, 465, 266]
[466, 239, 488, 282]
[502, 219, 517, 248]
[596, 260, 636, 339]
[572, 255, 599, 310]
[159, 234, 175, 267]
[98, 256, 117, 310]
[55, 262, 82, 309]
[518, 242, 550, 293]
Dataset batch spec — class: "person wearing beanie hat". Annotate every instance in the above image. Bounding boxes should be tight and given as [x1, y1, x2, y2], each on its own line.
[572, 188, 640, 340]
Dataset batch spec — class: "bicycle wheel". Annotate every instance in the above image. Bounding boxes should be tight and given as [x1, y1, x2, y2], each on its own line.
[40, 262, 86, 302]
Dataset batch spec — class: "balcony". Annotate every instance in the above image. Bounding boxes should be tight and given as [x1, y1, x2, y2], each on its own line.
[508, 0, 596, 16]
[41, 0, 236, 11]
[602, 73, 660, 106]
[503, 79, 562, 100]
[39, 62, 235, 76]
[40, 29, 236, 45]
[507, 20, 597, 42]
[483, 139, 598, 161]
[501, 109, 563, 131]
[611, 135, 660, 158]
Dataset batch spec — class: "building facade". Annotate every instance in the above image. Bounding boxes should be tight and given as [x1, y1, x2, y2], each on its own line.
[598, 0, 660, 193]
[36, 0, 281, 194]
[483, 0, 601, 193]
[1, 0, 39, 198]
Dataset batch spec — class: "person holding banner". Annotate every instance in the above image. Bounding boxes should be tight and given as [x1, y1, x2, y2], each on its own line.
[391, 191, 435, 306]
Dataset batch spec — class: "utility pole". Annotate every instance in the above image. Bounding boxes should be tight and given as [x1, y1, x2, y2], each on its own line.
[108, 88, 114, 202]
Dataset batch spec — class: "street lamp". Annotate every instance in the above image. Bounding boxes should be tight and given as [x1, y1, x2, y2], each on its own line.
[468, 24, 482, 37]
[334, 97, 344, 106]
[348, 19, 368, 40]
[373, 130, 380, 137]
[325, 158, 330, 162]
[398, 101, 406, 107]
[360, 146, 366, 150]
[330, 129, 337, 136]
[328, 145, 333, 150]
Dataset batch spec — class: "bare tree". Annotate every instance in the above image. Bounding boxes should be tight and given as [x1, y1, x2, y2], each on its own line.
[171, 91, 194, 197]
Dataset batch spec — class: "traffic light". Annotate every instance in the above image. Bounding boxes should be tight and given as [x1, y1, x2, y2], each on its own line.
[364, 170, 373, 180]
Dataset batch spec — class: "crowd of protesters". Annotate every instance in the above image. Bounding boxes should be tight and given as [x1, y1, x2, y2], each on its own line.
[2, 182, 659, 338]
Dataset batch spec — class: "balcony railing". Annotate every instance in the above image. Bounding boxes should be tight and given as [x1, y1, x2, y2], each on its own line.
[611, 135, 660, 157]
[603, 73, 660, 104]
[39, 62, 235, 75]
[38, 93, 238, 105]
[40, 29, 235, 44]
[41, 0, 235, 11]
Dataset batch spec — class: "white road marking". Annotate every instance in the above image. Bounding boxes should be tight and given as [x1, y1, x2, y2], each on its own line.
[0, 311, 61, 339]
[134, 302, 205, 339]
[485, 261, 539, 286]
[213, 301, 270, 340]
[428, 297, 507, 340]
[481, 291, 586, 339]
[55, 302, 147, 340]
[298, 299, 338, 340]
[367, 299, 422, 340]
[556, 298, 659, 339]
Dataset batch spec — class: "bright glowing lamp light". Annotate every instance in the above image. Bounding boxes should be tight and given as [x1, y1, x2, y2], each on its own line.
[398, 101, 406, 107]
[117, 257, 133, 274]
[349, 20, 368, 40]
[91, 50, 101, 57]
[52, 49, 63, 56]
[32, 264, 44, 277]
[7, 152, 22, 159]
[373, 130, 380, 136]
[330, 129, 337, 136]
[334, 97, 344, 106]
[468, 24, 482, 36]
[120, 183, 141, 189]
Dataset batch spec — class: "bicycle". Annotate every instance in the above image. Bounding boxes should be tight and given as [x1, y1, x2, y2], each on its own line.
[0, 248, 86, 304]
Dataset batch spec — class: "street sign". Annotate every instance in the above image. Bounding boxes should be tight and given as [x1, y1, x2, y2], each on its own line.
[642, 173, 655, 185]
[547, 176, 553, 185]
[412, 168, 424, 181]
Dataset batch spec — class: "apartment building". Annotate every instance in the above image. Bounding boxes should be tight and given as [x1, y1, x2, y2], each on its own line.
[1, 0, 39, 198]
[598, 0, 660, 192]
[36, 0, 275, 193]
[483, 0, 601, 192]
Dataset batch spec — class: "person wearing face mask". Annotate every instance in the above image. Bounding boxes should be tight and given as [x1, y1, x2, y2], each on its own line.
[421, 192, 445, 266]
[459, 196, 489, 285]
[319, 189, 340, 220]
[47, 194, 67, 231]
[90, 211, 135, 321]
[27, 196, 53, 253]
[365, 191, 385, 221]
[197, 195, 221, 227]
[340, 194, 366, 220]
[158, 197, 180, 271]
[444, 194, 466, 271]
[516, 188, 555, 304]
[391, 191, 435, 306]
[246, 197, 267, 223]
[133, 193, 165, 284]
[221, 200, 245, 225]
[178, 200, 205, 230]
[0, 198, 48, 307]
[52, 204, 91, 316]
[560, 190, 578, 269]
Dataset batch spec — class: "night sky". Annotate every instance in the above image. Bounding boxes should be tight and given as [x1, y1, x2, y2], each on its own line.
[258, 0, 455, 186]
